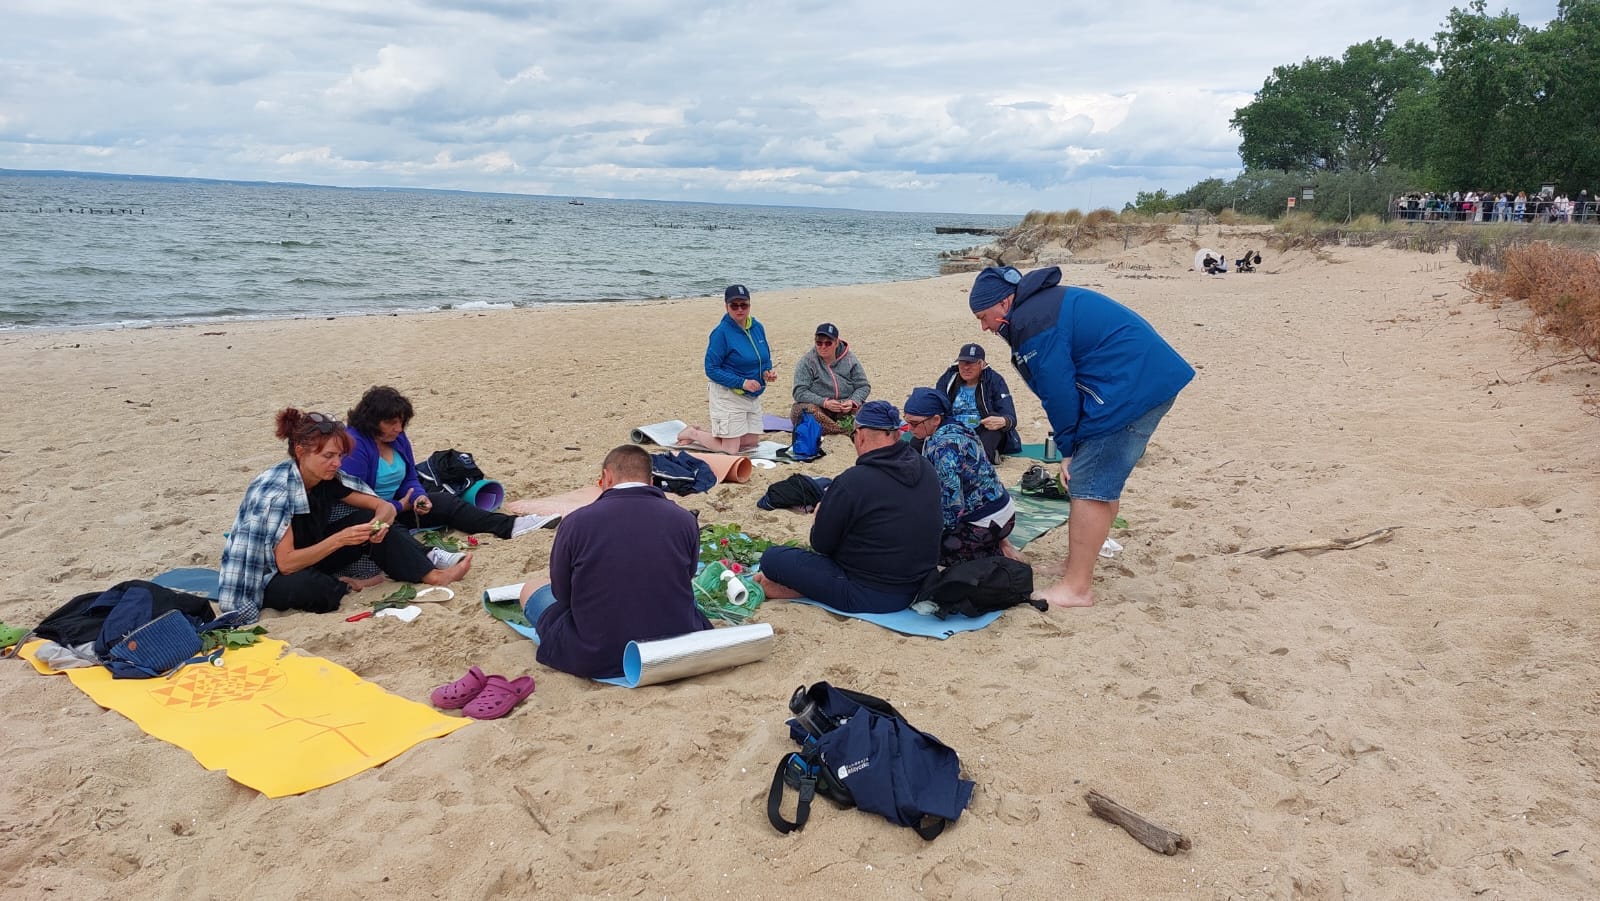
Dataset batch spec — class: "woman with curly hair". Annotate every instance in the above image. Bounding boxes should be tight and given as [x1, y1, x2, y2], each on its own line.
[341, 385, 555, 539]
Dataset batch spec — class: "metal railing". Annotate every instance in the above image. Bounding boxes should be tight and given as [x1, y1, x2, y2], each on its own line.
[1388, 197, 1597, 224]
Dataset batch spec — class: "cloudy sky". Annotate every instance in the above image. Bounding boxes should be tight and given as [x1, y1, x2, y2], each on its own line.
[2, 0, 1559, 214]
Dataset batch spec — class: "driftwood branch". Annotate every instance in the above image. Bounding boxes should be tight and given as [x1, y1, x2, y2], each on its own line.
[1084, 790, 1191, 855]
[1238, 526, 1400, 559]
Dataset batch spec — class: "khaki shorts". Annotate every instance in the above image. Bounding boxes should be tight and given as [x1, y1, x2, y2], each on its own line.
[708, 382, 763, 438]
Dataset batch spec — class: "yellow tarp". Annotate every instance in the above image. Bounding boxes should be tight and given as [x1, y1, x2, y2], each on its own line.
[21, 638, 470, 798]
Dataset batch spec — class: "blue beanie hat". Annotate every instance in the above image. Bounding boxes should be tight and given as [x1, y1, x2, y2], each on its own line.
[854, 400, 902, 431]
[903, 387, 952, 418]
[969, 266, 1022, 312]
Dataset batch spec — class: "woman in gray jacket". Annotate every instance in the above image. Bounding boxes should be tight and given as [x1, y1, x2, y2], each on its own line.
[790, 322, 871, 435]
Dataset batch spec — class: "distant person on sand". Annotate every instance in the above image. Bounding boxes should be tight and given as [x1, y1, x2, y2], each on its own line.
[902, 387, 1021, 566]
[969, 266, 1193, 609]
[790, 322, 871, 434]
[518, 445, 710, 680]
[218, 408, 472, 623]
[342, 386, 558, 540]
[678, 284, 776, 453]
[933, 342, 1021, 464]
[755, 401, 941, 613]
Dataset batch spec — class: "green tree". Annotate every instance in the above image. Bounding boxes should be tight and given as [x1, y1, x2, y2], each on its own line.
[1231, 38, 1435, 173]
[1428, 1, 1535, 188]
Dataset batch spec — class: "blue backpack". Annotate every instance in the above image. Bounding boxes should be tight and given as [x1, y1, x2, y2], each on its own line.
[91, 583, 238, 678]
[780, 413, 825, 462]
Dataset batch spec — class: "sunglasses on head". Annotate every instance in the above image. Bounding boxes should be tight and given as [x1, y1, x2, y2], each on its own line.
[306, 411, 341, 434]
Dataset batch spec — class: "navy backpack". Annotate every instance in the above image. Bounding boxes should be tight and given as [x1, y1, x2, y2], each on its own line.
[768, 682, 973, 839]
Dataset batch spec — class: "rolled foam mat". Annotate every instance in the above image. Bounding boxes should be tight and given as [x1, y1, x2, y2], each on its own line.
[630, 420, 688, 445]
[686, 452, 753, 483]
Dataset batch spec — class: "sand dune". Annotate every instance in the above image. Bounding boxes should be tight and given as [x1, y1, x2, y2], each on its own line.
[2, 229, 1597, 899]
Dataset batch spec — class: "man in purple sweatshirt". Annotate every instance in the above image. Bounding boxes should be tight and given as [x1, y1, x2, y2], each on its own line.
[520, 445, 711, 679]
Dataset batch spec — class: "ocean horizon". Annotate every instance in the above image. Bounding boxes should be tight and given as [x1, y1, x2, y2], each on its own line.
[0, 170, 1016, 330]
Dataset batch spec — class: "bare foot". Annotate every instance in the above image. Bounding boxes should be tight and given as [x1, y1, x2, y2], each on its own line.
[339, 574, 384, 591]
[1032, 579, 1096, 608]
[424, 553, 473, 586]
[753, 572, 801, 600]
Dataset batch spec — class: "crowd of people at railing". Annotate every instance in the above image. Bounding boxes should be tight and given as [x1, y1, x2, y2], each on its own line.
[1392, 189, 1595, 223]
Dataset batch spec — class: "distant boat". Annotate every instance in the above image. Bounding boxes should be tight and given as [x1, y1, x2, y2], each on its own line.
[568, 199, 584, 206]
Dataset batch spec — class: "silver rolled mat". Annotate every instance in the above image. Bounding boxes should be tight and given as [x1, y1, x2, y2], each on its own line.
[621, 623, 774, 688]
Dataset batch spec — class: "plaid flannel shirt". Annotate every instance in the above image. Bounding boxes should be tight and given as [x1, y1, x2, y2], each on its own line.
[218, 459, 373, 622]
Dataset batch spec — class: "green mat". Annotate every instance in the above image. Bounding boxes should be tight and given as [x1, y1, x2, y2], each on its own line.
[1009, 492, 1072, 549]
[1015, 443, 1060, 462]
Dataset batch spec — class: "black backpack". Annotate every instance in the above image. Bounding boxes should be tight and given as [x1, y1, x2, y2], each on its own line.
[915, 557, 1045, 619]
[417, 449, 486, 496]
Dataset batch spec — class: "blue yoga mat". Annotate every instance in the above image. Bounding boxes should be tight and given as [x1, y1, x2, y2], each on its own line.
[788, 597, 1003, 639]
[151, 567, 221, 599]
[482, 587, 631, 687]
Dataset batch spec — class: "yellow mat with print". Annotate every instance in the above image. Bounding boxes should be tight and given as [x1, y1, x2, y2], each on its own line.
[20, 637, 469, 798]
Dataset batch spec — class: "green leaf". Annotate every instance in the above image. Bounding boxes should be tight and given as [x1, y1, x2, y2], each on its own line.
[201, 624, 268, 652]
[371, 584, 418, 611]
[1113, 516, 1129, 530]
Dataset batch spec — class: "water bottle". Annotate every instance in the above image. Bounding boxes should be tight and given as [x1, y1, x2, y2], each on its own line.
[721, 570, 749, 606]
[1043, 435, 1061, 462]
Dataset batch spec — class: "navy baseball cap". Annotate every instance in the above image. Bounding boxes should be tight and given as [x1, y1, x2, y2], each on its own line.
[956, 343, 985, 362]
[815, 323, 839, 339]
[724, 284, 751, 302]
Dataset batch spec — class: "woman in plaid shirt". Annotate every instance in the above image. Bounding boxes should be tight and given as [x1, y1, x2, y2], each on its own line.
[218, 408, 471, 622]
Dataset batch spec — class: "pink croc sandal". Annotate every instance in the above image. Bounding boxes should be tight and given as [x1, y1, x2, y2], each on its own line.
[463, 674, 535, 720]
[430, 666, 489, 710]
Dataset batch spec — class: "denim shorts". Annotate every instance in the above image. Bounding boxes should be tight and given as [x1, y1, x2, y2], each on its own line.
[1066, 398, 1175, 502]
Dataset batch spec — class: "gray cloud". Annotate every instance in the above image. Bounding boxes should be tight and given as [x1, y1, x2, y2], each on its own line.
[0, 0, 1560, 212]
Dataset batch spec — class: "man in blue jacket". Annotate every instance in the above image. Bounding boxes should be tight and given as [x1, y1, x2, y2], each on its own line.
[969, 266, 1194, 609]
[756, 401, 941, 613]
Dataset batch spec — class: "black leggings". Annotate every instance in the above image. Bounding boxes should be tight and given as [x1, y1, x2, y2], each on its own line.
[262, 508, 436, 613]
[410, 490, 516, 539]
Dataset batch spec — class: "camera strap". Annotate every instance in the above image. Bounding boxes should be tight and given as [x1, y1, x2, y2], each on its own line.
[766, 752, 818, 834]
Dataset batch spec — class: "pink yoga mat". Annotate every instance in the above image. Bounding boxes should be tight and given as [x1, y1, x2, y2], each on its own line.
[503, 486, 604, 517]
[687, 452, 753, 484]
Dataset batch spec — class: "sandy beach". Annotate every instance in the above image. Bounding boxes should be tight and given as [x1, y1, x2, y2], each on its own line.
[2, 226, 1597, 900]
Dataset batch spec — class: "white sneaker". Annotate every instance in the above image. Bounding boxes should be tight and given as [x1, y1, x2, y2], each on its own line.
[510, 514, 562, 538]
[427, 548, 466, 569]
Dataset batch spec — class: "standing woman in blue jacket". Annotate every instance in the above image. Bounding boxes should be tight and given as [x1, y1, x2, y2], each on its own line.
[970, 266, 1194, 610]
[679, 284, 776, 454]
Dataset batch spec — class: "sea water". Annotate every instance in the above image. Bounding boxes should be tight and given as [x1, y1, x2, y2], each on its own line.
[0, 172, 1015, 330]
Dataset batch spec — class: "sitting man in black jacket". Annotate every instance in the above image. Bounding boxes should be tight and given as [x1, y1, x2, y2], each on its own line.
[756, 401, 941, 613]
